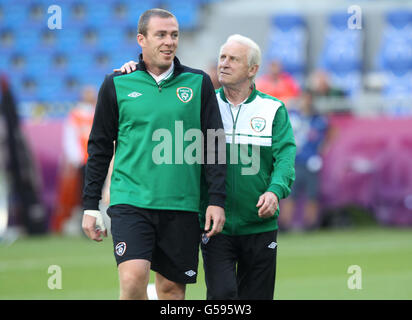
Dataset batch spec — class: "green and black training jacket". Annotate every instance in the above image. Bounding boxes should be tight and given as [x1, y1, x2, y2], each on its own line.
[83, 55, 226, 213]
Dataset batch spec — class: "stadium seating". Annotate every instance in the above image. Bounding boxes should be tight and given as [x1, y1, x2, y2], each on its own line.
[318, 11, 363, 96]
[265, 13, 307, 85]
[374, 9, 412, 115]
[375, 9, 412, 115]
[163, 0, 201, 31]
[0, 0, 204, 105]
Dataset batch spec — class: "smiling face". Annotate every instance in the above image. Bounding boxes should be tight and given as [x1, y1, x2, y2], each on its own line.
[137, 16, 179, 75]
[218, 41, 258, 88]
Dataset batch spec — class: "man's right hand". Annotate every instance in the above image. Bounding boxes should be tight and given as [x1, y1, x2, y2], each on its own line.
[204, 205, 225, 238]
[113, 61, 138, 74]
[82, 210, 107, 242]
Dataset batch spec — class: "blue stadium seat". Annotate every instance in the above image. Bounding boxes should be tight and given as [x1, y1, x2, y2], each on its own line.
[63, 2, 88, 28]
[318, 11, 363, 95]
[0, 54, 8, 71]
[266, 13, 307, 83]
[271, 13, 305, 32]
[126, 0, 160, 25]
[320, 29, 362, 73]
[98, 27, 125, 49]
[25, 53, 53, 75]
[98, 26, 138, 56]
[329, 11, 351, 30]
[378, 37, 412, 72]
[55, 29, 82, 51]
[37, 76, 64, 102]
[266, 36, 306, 76]
[376, 9, 412, 74]
[382, 70, 412, 98]
[12, 74, 40, 103]
[386, 10, 412, 29]
[86, 3, 113, 27]
[111, 50, 138, 69]
[1, 4, 27, 27]
[381, 69, 412, 116]
[0, 29, 16, 55]
[14, 29, 41, 51]
[30, 29, 59, 55]
[77, 27, 101, 54]
[8, 53, 27, 75]
[24, 2, 47, 28]
[68, 54, 95, 76]
[163, 0, 200, 30]
[79, 72, 106, 88]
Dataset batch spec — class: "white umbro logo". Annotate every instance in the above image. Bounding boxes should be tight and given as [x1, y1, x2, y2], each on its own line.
[268, 242, 277, 249]
[128, 91, 142, 98]
[185, 270, 196, 277]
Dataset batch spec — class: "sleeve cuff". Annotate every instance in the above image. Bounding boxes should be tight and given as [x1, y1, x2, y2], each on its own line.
[83, 198, 100, 211]
[267, 185, 283, 201]
[208, 194, 226, 209]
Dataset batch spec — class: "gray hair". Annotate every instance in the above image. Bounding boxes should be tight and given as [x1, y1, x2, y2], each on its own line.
[220, 34, 261, 82]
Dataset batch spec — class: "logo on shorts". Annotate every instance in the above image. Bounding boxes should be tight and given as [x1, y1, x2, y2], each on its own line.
[177, 87, 193, 103]
[115, 242, 127, 256]
[268, 242, 277, 249]
[185, 270, 196, 277]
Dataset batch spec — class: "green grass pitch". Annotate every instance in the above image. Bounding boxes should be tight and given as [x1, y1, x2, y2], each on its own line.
[0, 226, 411, 300]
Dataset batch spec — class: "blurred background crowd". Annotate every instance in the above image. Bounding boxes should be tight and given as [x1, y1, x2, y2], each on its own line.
[1, 0, 412, 239]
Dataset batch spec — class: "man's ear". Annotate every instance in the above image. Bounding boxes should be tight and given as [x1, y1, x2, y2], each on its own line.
[249, 64, 259, 80]
[137, 34, 145, 47]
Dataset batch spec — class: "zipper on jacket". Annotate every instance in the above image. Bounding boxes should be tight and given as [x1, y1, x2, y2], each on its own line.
[228, 102, 243, 235]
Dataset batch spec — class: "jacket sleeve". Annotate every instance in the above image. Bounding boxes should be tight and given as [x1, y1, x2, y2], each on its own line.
[267, 104, 296, 200]
[200, 73, 226, 208]
[82, 74, 119, 210]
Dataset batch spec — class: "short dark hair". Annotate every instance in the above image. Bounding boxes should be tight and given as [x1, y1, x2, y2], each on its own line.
[137, 8, 176, 36]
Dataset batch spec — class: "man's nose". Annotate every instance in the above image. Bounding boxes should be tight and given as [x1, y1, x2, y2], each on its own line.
[220, 58, 229, 68]
[164, 35, 174, 46]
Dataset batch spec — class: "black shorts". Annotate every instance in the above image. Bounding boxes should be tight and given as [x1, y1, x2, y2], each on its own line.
[201, 230, 278, 300]
[107, 204, 201, 284]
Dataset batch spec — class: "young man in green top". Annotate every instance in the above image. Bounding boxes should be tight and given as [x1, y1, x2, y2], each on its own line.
[119, 34, 296, 299]
[82, 9, 226, 300]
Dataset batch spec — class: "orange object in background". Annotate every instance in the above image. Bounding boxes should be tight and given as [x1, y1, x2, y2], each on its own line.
[255, 60, 300, 105]
[50, 163, 82, 233]
[51, 86, 97, 233]
[66, 107, 94, 165]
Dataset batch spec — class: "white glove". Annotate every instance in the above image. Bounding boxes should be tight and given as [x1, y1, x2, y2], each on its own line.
[84, 210, 107, 232]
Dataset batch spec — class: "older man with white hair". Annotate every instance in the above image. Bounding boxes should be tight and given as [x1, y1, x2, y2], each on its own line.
[117, 34, 296, 300]
[200, 34, 296, 300]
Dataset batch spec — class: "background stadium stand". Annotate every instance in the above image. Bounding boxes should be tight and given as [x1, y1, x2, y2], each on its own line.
[317, 11, 363, 97]
[0, 0, 213, 105]
[265, 13, 307, 85]
[377, 10, 412, 115]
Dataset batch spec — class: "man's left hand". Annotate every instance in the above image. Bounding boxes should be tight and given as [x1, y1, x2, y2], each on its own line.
[256, 192, 279, 218]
